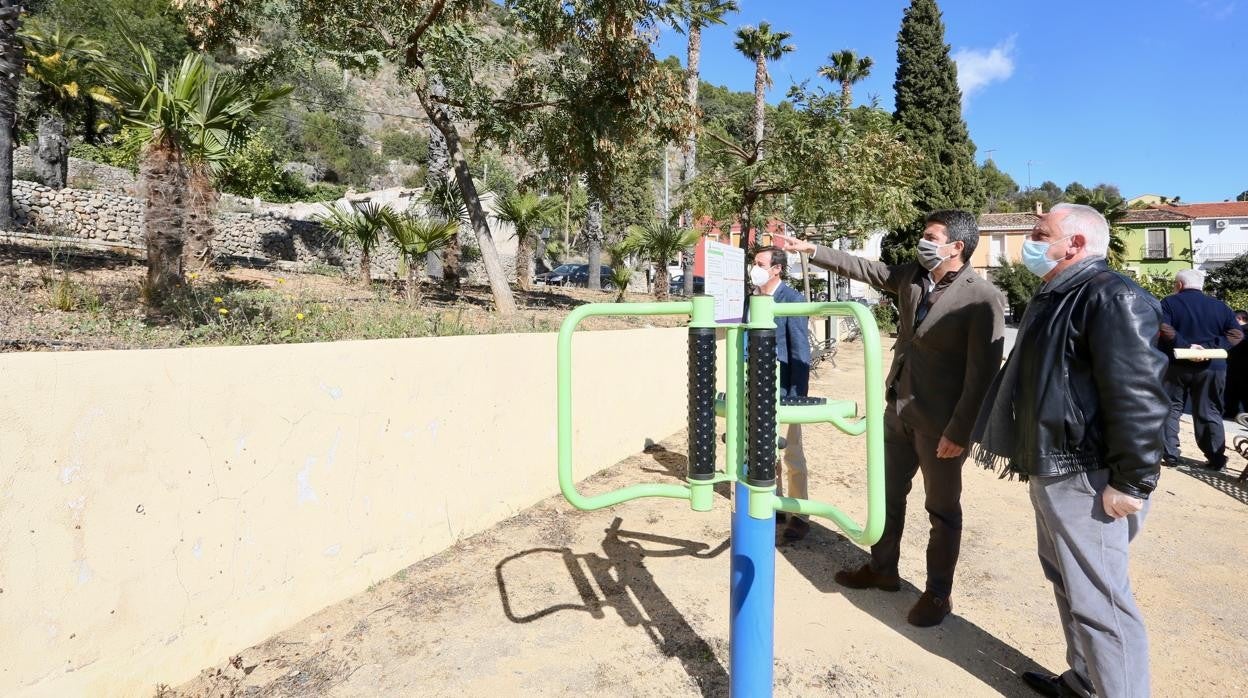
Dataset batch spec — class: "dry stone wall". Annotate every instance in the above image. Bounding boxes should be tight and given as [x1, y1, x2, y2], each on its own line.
[5, 179, 515, 283]
[13, 146, 139, 195]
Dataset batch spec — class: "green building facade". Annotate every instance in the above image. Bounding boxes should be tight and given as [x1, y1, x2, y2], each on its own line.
[1120, 210, 1194, 277]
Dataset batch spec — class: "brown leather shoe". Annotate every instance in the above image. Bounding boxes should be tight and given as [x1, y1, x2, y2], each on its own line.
[833, 563, 901, 592]
[907, 591, 952, 627]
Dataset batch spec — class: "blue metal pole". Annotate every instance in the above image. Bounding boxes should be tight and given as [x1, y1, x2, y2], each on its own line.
[730, 311, 775, 697]
[730, 481, 775, 696]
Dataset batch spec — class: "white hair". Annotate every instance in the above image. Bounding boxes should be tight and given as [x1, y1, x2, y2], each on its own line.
[1175, 268, 1205, 290]
[1050, 203, 1109, 258]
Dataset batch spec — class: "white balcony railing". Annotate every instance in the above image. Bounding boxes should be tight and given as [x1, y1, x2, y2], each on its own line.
[1196, 243, 1248, 262]
[1142, 244, 1173, 260]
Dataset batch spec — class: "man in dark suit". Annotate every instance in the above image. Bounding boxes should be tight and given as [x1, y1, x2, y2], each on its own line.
[751, 246, 812, 541]
[1223, 310, 1248, 419]
[775, 210, 1005, 627]
[1159, 269, 1243, 470]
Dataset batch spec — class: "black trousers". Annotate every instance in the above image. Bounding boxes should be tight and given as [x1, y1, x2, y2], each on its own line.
[1223, 359, 1248, 418]
[869, 408, 965, 597]
[1164, 364, 1227, 466]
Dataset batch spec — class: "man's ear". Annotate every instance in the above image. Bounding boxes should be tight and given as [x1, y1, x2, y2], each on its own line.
[1069, 234, 1087, 256]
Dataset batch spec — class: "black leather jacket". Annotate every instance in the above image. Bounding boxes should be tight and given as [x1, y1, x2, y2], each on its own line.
[1011, 258, 1167, 498]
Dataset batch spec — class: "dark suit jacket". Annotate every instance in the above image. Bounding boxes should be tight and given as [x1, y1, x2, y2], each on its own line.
[773, 282, 811, 398]
[809, 246, 1005, 445]
[1159, 289, 1242, 371]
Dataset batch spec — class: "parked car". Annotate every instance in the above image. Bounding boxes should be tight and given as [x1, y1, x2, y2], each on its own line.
[535, 263, 580, 286]
[668, 275, 705, 296]
[569, 265, 615, 290]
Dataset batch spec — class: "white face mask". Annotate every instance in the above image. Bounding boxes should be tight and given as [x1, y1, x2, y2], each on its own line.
[749, 264, 772, 288]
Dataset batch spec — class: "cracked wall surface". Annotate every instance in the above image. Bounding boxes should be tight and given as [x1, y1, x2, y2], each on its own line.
[0, 328, 691, 696]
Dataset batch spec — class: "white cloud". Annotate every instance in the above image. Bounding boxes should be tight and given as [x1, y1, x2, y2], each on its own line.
[953, 36, 1017, 107]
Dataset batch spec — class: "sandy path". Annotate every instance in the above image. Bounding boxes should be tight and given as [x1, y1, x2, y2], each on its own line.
[174, 341, 1248, 697]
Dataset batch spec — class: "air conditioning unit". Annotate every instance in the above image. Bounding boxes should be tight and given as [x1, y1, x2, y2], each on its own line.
[1216, 220, 1229, 229]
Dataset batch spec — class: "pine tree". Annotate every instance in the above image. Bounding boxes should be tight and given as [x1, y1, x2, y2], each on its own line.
[883, 0, 985, 263]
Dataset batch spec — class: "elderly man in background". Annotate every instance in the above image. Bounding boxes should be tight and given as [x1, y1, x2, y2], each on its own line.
[1158, 269, 1243, 470]
[972, 203, 1165, 698]
[774, 210, 1004, 628]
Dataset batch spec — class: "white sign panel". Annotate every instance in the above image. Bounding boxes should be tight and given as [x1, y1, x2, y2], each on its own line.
[703, 240, 746, 323]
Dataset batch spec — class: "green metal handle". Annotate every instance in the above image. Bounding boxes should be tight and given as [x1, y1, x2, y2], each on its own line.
[768, 301, 886, 546]
[558, 302, 696, 510]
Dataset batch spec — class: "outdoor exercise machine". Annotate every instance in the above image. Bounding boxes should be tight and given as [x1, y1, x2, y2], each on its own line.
[557, 292, 886, 696]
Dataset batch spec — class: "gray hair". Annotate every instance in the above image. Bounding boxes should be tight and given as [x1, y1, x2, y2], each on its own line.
[1175, 268, 1205, 290]
[1050, 203, 1109, 258]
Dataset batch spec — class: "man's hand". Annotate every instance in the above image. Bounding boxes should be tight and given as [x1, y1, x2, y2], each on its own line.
[936, 436, 965, 459]
[1189, 343, 1210, 362]
[1102, 485, 1144, 519]
[770, 233, 816, 255]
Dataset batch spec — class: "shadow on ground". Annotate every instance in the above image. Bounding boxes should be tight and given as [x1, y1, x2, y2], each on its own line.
[641, 443, 731, 499]
[1174, 463, 1248, 505]
[496, 517, 730, 697]
[777, 520, 1045, 698]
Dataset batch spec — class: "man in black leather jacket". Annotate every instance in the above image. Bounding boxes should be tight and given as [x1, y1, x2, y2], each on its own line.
[972, 204, 1165, 698]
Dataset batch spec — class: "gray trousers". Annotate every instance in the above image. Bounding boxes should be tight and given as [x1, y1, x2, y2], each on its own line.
[1029, 468, 1150, 698]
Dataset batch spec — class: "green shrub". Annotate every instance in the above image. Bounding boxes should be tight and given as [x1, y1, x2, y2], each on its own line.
[70, 134, 140, 171]
[991, 261, 1042, 320]
[380, 130, 429, 164]
[297, 112, 381, 188]
[1135, 272, 1175, 301]
[871, 299, 899, 333]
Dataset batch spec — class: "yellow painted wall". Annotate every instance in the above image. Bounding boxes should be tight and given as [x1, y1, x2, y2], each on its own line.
[0, 328, 694, 696]
[971, 231, 1030, 275]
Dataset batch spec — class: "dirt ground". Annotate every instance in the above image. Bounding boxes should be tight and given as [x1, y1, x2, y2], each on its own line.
[172, 341, 1248, 697]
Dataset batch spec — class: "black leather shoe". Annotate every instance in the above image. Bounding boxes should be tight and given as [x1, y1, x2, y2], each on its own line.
[781, 517, 809, 541]
[1021, 671, 1078, 697]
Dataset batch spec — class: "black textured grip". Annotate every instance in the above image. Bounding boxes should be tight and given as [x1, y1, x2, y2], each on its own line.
[687, 328, 718, 480]
[779, 396, 828, 407]
[746, 328, 777, 486]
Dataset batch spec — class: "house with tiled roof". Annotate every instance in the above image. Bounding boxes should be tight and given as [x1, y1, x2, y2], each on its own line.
[1119, 208, 1193, 276]
[1152, 201, 1248, 271]
[971, 207, 1040, 277]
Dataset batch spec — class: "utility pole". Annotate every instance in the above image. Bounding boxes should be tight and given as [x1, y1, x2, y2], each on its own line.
[983, 148, 997, 162]
[1026, 160, 1039, 190]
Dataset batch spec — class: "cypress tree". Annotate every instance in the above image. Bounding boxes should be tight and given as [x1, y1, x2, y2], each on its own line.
[882, 0, 985, 263]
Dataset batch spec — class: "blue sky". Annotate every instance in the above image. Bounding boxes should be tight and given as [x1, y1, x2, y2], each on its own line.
[654, 0, 1248, 202]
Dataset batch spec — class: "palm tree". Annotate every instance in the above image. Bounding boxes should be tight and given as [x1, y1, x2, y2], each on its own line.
[670, 0, 738, 295]
[606, 240, 636, 303]
[493, 192, 560, 292]
[733, 22, 794, 163]
[96, 41, 288, 308]
[384, 213, 458, 303]
[421, 175, 468, 288]
[315, 201, 389, 286]
[622, 222, 700, 301]
[818, 49, 874, 114]
[0, 1, 22, 229]
[732, 22, 793, 239]
[19, 22, 113, 189]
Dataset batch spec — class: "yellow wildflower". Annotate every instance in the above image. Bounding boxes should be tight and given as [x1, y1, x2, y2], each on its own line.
[218, 308, 229, 316]
[213, 296, 223, 304]
[189, 273, 199, 280]
[296, 313, 305, 321]
[277, 278, 286, 284]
